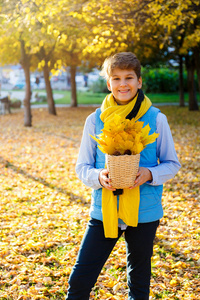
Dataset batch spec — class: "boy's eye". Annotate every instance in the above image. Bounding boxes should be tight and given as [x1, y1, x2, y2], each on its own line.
[112, 76, 134, 80]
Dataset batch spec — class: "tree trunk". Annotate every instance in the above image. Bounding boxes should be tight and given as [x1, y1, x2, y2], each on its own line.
[20, 40, 32, 127]
[194, 47, 200, 92]
[70, 65, 77, 107]
[179, 55, 185, 107]
[186, 55, 199, 111]
[43, 63, 56, 115]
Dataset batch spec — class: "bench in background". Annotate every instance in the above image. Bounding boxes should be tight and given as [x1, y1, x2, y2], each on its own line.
[0, 97, 11, 114]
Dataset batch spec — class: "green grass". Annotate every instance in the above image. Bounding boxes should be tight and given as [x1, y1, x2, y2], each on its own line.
[8, 88, 200, 105]
[147, 93, 185, 103]
[53, 90, 108, 105]
[46, 90, 200, 105]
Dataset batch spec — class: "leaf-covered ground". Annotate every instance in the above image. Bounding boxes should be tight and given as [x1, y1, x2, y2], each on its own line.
[0, 106, 199, 300]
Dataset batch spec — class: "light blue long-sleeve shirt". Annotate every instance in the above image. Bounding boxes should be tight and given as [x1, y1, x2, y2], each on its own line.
[76, 110, 181, 189]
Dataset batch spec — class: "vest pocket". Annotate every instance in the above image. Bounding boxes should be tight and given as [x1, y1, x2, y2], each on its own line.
[139, 184, 162, 210]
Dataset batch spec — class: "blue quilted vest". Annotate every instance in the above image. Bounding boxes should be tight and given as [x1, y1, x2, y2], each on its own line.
[89, 106, 163, 223]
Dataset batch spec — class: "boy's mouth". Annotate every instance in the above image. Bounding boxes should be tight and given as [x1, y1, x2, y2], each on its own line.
[119, 90, 129, 93]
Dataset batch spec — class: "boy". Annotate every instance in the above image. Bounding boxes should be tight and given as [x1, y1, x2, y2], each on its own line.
[66, 52, 181, 300]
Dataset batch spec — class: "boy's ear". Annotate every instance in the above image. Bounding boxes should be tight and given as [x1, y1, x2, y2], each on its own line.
[107, 80, 111, 91]
[138, 76, 142, 89]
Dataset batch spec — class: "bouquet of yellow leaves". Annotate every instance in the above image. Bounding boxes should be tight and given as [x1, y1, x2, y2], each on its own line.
[90, 114, 159, 188]
[91, 114, 159, 156]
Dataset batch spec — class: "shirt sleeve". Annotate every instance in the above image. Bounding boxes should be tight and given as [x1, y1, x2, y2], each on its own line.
[147, 112, 181, 186]
[75, 112, 103, 190]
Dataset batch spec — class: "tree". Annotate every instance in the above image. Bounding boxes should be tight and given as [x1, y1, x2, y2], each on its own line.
[147, 0, 200, 110]
[39, 47, 57, 115]
[0, 0, 34, 126]
[20, 39, 32, 126]
[83, 0, 199, 111]
[21, 0, 60, 115]
[82, 1, 171, 69]
[0, 0, 61, 121]
[53, 0, 98, 107]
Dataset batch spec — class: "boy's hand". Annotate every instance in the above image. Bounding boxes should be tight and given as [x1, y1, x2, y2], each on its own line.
[129, 167, 152, 189]
[99, 169, 116, 191]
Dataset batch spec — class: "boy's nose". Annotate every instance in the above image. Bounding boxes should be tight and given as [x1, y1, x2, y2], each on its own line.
[120, 80, 127, 86]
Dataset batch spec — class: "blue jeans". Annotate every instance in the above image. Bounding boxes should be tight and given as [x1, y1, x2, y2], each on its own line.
[66, 218, 159, 300]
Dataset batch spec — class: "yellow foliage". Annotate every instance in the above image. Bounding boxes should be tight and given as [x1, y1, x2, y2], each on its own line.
[41, 27, 46, 34]
[24, 7, 31, 14]
[30, 18, 36, 26]
[47, 24, 53, 35]
[90, 114, 159, 155]
[39, 40, 44, 47]
[38, 59, 46, 70]
[170, 279, 178, 286]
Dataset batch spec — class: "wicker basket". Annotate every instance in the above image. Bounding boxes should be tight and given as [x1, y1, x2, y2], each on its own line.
[106, 153, 140, 189]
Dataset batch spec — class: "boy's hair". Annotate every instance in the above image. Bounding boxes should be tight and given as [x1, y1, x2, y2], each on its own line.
[100, 52, 141, 80]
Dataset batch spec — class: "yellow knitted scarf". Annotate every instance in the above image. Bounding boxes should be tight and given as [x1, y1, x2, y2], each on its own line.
[100, 92, 152, 238]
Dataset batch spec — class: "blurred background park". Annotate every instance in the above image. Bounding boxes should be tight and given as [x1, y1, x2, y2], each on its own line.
[0, 0, 199, 126]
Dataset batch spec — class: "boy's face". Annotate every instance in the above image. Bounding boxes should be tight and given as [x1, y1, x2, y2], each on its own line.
[107, 68, 142, 105]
